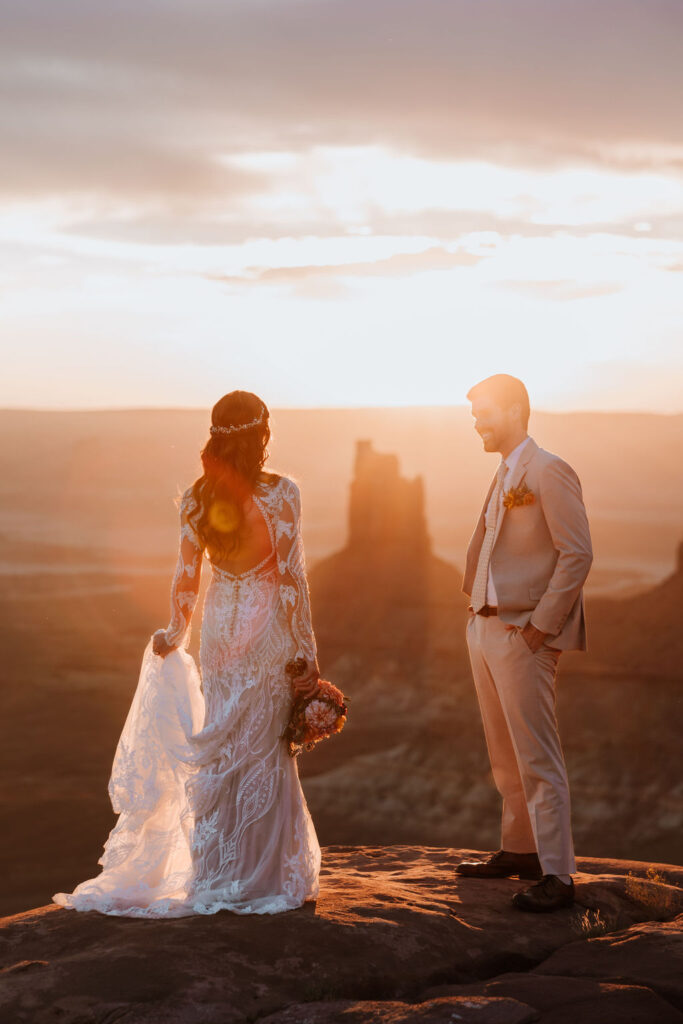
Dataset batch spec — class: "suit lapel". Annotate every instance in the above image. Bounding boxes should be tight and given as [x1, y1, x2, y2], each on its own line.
[492, 436, 538, 549]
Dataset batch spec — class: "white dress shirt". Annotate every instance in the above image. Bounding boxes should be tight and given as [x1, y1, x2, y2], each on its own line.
[485, 436, 531, 606]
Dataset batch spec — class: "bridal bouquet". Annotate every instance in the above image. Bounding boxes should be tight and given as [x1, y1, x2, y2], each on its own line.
[283, 658, 348, 757]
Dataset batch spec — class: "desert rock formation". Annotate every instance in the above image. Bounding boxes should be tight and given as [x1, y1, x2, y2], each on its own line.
[309, 441, 467, 667]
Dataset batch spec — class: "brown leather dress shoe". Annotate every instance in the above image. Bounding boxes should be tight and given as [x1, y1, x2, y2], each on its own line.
[455, 849, 543, 880]
[512, 874, 575, 912]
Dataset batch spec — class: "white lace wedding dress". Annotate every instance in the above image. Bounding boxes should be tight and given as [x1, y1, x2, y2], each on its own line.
[52, 475, 321, 917]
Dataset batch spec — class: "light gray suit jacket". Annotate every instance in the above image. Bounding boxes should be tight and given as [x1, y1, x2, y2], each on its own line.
[462, 437, 593, 651]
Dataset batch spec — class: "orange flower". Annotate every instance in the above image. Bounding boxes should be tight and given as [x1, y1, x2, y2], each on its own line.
[503, 483, 535, 509]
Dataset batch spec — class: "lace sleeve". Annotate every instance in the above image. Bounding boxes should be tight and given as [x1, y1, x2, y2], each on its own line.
[276, 478, 319, 670]
[160, 489, 204, 649]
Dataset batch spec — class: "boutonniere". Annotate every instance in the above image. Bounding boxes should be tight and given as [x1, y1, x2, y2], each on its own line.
[503, 482, 535, 509]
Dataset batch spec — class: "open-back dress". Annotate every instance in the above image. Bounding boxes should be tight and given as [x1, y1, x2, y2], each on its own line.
[52, 474, 321, 917]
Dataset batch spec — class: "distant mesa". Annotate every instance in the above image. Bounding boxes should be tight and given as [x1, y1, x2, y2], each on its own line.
[349, 440, 430, 556]
[309, 441, 467, 668]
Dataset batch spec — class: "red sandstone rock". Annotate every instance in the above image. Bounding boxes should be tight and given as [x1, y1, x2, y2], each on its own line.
[424, 975, 683, 1024]
[0, 847, 681, 1024]
[533, 912, 683, 1012]
[259, 995, 537, 1023]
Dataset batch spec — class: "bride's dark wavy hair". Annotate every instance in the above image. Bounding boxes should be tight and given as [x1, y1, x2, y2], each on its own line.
[187, 391, 272, 561]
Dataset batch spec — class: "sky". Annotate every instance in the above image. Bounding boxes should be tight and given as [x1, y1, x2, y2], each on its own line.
[1, 0, 682, 412]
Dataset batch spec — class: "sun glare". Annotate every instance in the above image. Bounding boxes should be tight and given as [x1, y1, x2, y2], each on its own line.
[1, 144, 682, 410]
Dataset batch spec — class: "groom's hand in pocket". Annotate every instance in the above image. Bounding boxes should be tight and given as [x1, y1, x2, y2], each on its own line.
[506, 621, 548, 653]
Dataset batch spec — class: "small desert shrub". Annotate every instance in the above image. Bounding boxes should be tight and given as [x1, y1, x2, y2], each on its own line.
[624, 866, 678, 915]
[572, 907, 609, 938]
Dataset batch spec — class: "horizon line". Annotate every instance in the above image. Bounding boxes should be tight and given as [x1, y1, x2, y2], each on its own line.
[0, 404, 682, 418]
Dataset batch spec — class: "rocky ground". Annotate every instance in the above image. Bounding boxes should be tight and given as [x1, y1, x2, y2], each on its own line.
[1, 847, 682, 1024]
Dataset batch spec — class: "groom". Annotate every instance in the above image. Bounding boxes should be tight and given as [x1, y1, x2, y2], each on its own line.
[458, 374, 593, 912]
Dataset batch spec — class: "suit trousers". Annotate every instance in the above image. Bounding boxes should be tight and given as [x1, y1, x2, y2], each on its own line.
[466, 612, 576, 875]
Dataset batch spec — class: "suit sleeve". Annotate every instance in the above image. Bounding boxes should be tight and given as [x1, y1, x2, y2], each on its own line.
[530, 458, 593, 637]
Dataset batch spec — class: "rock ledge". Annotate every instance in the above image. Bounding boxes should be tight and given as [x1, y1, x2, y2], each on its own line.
[1, 846, 682, 1023]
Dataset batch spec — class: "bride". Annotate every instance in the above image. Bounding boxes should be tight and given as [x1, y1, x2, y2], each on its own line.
[52, 390, 322, 917]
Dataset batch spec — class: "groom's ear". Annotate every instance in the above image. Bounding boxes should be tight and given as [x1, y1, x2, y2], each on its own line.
[509, 401, 523, 424]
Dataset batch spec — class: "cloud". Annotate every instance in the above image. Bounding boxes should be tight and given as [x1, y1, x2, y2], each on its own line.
[61, 212, 350, 246]
[0, 0, 681, 208]
[56, 206, 683, 249]
[0, 127, 266, 203]
[207, 245, 486, 291]
[497, 279, 623, 301]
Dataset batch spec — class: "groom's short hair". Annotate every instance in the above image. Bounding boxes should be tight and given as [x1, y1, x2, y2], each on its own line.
[467, 374, 530, 428]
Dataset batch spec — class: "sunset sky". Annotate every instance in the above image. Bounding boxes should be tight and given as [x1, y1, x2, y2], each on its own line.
[1, 0, 682, 411]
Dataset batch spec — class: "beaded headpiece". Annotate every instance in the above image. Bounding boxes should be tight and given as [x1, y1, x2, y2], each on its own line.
[210, 411, 266, 436]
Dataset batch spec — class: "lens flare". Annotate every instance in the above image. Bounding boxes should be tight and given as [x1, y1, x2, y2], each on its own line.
[208, 500, 240, 534]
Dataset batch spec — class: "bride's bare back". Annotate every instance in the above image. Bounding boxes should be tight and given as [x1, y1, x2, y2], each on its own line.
[207, 500, 273, 575]
[206, 476, 275, 576]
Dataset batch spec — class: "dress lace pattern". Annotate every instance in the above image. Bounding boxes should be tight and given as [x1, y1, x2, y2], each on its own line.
[52, 475, 321, 918]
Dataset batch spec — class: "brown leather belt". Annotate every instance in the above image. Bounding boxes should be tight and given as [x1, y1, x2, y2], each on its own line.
[472, 605, 498, 617]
